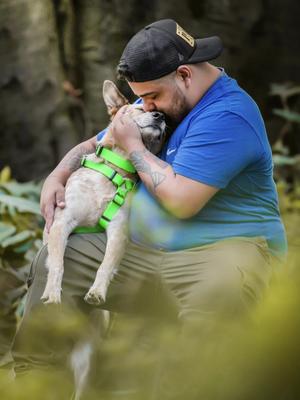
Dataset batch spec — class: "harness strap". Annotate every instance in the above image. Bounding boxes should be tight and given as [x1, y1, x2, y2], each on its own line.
[73, 150, 136, 234]
[80, 157, 126, 187]
[96, 145, 136, 174]
[99, 180, 135, 230]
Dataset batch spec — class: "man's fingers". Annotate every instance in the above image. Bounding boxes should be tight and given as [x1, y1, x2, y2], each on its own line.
[114, 105, 131, 124]
[118, 105, 129, 116]
[56, 188, 65, 208]
[40, 180, 66, 233]
[113, 113, 136, 131]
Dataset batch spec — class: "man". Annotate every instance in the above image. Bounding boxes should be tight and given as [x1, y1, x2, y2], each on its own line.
[12, 19, 286, 373]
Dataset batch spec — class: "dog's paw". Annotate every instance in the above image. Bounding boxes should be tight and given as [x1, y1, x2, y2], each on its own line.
[84, 288, 106, 305]
[41, 288, 62, 304]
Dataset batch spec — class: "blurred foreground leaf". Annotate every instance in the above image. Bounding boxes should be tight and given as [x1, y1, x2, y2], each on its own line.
[0, 194, 41, 215]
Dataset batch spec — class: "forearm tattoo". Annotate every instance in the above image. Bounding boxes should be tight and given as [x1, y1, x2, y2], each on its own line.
[60, 142, 95, 172]
[147, 152, 169, 170]
[130, 149, 169, 190]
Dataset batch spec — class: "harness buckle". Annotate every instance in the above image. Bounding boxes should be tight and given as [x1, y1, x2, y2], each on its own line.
[99, 215, 111, 230]
[95, 145, 103, 157]
[80, 155, 87, 167]
[125, 178, 137, 191]
[113, 193, 125, 206]
[109, 170, 117, 181]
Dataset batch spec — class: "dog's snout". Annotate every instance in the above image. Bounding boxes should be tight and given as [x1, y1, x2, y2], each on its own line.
[152, 112, 164, 121]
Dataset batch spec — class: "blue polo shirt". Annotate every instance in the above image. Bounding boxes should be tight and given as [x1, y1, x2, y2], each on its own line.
[97, 71, 287, 259]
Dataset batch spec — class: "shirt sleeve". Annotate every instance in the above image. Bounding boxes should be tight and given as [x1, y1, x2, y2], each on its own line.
[96, 128, 107, 142]
[172, 111, 263, 189]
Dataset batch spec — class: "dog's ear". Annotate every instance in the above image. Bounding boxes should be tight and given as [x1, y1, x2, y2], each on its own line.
[102, 80, 129, 117]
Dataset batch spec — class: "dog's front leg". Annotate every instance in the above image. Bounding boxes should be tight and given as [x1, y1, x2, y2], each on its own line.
[84, 209, 128, 305]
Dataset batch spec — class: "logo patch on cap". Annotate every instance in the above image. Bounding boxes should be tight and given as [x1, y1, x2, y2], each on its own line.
[176, 23, 195, 47]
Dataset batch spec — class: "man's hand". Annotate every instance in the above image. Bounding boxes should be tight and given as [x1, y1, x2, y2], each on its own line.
[110, 106, 143, 152]
[40, 176, 66, 233]
[39, 135, 98, 232]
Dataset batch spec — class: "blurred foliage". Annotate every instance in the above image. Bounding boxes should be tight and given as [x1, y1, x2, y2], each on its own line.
[0, 166, 43, 357]
[270, 82, 300, 267]
[0, 260, 299, 399]
[271, 82, 300, 208]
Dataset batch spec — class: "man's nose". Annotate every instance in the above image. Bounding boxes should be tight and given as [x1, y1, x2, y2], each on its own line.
[143, 102, 156, 112]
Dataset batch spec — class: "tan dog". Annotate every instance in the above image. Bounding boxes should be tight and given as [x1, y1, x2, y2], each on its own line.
[41, 80, 166, 305]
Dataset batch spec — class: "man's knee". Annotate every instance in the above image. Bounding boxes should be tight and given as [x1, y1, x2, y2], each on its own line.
[181, 259, 268, 320]
[208, 238, 273, 313]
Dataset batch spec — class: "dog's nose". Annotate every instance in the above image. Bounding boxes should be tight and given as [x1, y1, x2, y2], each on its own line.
[152, 112, 164, 121]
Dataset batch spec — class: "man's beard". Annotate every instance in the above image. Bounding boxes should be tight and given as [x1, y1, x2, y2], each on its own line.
[164, 86, 190, 136]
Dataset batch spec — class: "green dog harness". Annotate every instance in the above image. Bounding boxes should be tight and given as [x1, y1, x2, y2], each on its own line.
[73, 145, 136, 234]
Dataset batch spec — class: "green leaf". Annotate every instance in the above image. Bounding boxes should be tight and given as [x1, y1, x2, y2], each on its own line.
[0, 222, 16, 243]
[0, 194, 41, 215]
[270, 83, 300, 99]
[273, 108, 300, 123]
[273, 155, 298, 166]
[1, 230, 34, 248]
[13, 239, 35, 254]
[8, 204, 17, 217]
[0, 202, 7, 214]
[0, 181, 42, 198]
[272, 139, 289, 155]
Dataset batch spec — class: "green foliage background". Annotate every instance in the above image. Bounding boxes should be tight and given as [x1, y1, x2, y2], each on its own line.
[0, 167, 43, 358]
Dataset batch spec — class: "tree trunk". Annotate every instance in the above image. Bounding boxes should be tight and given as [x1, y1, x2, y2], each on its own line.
[0, 0, 88, 181]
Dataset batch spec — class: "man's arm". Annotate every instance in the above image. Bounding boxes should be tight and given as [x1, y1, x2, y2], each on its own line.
[111, 112, 219, 219]
[41, 135, 97, 232]
[129, 144, 218, 218]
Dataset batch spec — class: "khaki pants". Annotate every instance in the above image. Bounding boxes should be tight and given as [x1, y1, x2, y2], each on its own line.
[11, 233, 274, 372]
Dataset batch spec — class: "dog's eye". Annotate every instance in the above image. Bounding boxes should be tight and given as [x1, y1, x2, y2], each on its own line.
[134, 107, 144, 114]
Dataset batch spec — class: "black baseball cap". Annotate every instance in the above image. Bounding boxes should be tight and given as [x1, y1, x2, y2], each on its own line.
[117, 19, 223, 82]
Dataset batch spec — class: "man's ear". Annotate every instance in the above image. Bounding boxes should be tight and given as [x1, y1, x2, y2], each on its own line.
[102, 80, 129, 117]
[176, 66, 192, 87]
